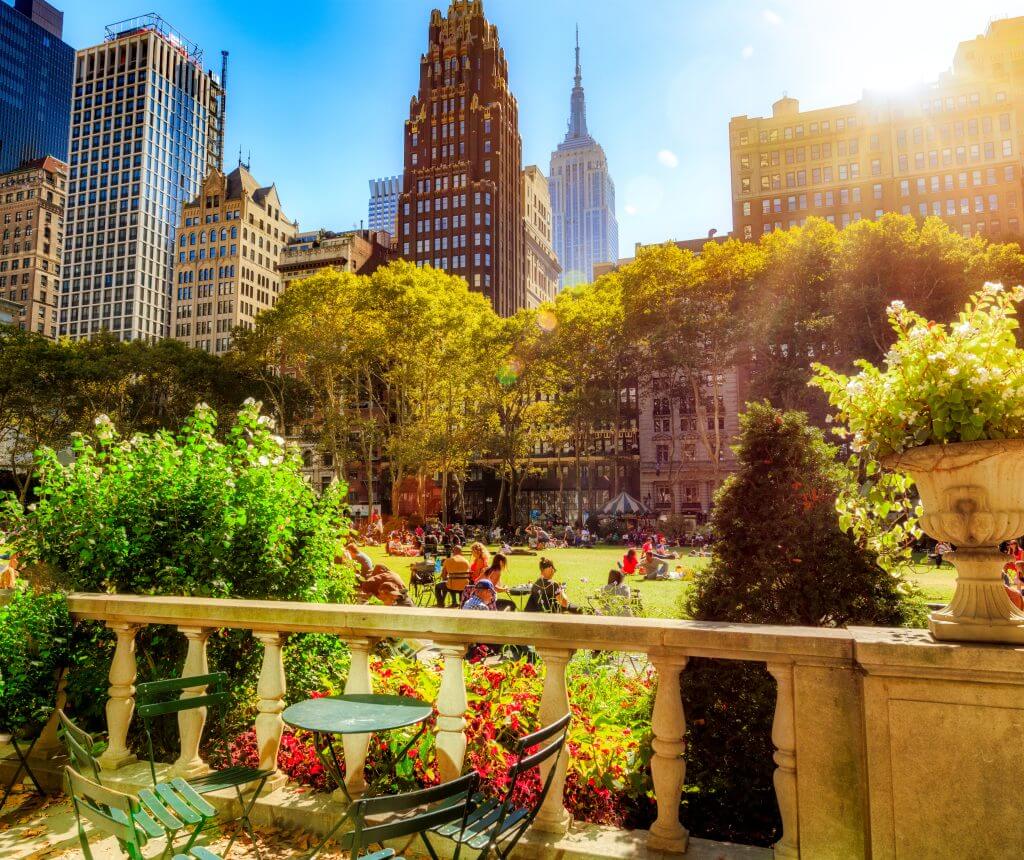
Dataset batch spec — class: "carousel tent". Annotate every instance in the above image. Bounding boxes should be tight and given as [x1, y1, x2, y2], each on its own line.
[600, 492, 651, 516]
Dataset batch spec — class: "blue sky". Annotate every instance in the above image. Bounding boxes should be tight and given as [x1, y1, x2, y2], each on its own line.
[60, 0, 1018, 255]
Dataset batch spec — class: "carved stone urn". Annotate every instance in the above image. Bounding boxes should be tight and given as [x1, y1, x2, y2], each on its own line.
[884, 439, 1024, 643]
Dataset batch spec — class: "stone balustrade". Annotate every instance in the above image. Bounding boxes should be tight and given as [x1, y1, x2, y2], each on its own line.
[64, 594, 1024, 859]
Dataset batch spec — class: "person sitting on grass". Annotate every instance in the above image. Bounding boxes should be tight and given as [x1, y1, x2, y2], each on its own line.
[525, 557, 574, 613]
[641, 550, 669, 580]
[619, 547, 640, 575]
[463, 579, 498, 611]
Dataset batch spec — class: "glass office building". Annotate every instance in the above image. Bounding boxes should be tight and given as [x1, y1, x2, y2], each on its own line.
[0, 0, 74, 172]
[367, 175, 401, 237]
[61, 15, 223, 341]
[548, 32, 618, 290]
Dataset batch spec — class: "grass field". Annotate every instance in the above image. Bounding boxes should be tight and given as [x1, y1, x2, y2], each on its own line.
[361, 544, 957, 618]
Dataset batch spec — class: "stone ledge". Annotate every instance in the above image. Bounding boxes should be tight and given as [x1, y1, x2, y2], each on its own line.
[849, 626, 1024, 681]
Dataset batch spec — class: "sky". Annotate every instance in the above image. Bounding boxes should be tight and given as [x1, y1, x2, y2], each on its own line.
[57, 0, 1023, 256]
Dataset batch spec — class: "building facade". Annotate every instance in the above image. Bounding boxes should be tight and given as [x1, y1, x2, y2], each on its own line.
[367, 176, 402, 237]
[61, 14, 224, 342]
[0, 156, 66, 338]
[170, 165, 295, 354]
[548, 31, 618, 289]
[279, 228, 396, 288]
[731, 16, 1024, 242]
[0, 0, 74, 173]
[521, 165, 559, 307]
[396, 0, 525, 315]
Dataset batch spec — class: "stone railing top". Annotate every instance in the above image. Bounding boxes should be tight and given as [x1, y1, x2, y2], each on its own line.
[67, 593, 855, 664]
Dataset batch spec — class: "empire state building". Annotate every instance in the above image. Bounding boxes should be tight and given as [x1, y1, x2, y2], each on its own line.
[548, 30, 618, 290]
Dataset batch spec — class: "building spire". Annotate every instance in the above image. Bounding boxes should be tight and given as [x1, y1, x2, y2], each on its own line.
[574, 24, 581, 87]
[565, 26, 589, 141]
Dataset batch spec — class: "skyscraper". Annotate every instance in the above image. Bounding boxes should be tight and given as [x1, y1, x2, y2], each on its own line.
[548, 30, 618, 289]
[521, 165, 559, 307]
[397, 0, 524, 315]
[0, 0, 74, 172]
[61, 15, 224, 342]
[367, 175, 402, 237]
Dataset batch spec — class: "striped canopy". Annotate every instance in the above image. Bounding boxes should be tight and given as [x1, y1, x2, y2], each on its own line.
[601, 492, 651, 516]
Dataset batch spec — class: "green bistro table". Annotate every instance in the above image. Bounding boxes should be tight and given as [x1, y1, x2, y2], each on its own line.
[282, 693, 433, 800]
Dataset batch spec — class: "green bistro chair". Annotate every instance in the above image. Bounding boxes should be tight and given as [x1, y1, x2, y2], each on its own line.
[59, 709, 219, 856]
[66, 764, 224, 860]
[320, 770, 480, 860]
[431, 712, 571, 859]
[135, 672, 275, 859]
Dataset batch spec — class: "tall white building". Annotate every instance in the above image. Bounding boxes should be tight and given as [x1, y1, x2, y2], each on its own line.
[548, 30, 617, 289]
[367, 175, 402, 238]
[61, 15, 223, 341]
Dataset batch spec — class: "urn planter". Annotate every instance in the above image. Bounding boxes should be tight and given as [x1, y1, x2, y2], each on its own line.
[884, 438, 1024, 644]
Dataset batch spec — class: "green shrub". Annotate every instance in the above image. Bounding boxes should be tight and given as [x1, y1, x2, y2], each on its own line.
[16, 402, 355, 749]
[680, 402, 926, 845]
[0, 587, 71, 735]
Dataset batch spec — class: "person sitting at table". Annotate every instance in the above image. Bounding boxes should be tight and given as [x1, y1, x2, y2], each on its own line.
[468, 541, 491, 582]
[525, 557, 572, 613]
[356, 563, 414, 607]
[436, 544, 472, 607]
[619, 548, 640, 575]
[595, 569, 632, 617]
[463, 579, 498, 611]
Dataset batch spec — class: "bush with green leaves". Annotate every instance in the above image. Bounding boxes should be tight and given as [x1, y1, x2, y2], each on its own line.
[0, 587, 71, 735]
[679, 402, 926, 846]
[17, 402, 355, 746]
[23, 401, 349, 601]
[812, 282, 1024, 457]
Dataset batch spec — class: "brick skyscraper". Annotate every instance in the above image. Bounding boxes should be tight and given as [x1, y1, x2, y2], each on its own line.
[397, 0, 524, 315]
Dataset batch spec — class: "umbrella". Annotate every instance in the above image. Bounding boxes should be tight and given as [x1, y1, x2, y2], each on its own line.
[600, 492, 651, 516]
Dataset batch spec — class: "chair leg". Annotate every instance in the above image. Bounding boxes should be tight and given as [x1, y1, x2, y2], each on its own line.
[224, 776, 268, 860]
[0, 736, 43, 811]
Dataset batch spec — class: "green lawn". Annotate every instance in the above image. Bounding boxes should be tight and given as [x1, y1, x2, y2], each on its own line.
[361, 544, 958, 617]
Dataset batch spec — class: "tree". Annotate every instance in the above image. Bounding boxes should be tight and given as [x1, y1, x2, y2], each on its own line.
[679, 402, 925, 845]
[621, 240, 762, 490]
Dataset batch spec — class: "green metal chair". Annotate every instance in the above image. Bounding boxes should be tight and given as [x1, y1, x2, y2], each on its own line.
[136, 672, 275, 859]
[66, 764, 224, 860]
[59, 709, 219, 855]
[431, 712, 571, 859]
[316, 769, 480, 860]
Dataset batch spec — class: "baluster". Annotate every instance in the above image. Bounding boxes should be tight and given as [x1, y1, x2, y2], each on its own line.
[340, 637, 375, 800]
[533, 647, 575, 835]
[435, 644, 468, 783]
[767, 662, 799, 859]
[254, 631, 287, 793]
[33, 668, 68, 760]
[98, 623, 141, 771]
[172, 627, 212, 778]
[647, 654, 689, 854]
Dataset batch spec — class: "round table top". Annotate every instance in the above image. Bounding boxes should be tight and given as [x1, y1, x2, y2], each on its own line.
[282, 694, 433, 735]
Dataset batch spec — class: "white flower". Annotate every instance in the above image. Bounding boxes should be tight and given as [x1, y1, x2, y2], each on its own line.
[94, 414, 110, 426]
[243, 397, 257, 406]
[258, 455, 270, 466]
[271, 435, 285, 447]
[947, 367, 958, 377]
[983, 281, 1005, 294]
[909, 326, 928, 341]
[953, 322, 975, 336]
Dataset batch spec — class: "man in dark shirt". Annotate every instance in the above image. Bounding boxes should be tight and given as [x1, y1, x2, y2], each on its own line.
[525, 557, 571, 613]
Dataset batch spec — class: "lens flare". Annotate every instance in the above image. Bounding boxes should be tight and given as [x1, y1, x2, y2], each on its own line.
[537, 309, 557, 332]
[497, 357, 523, 385]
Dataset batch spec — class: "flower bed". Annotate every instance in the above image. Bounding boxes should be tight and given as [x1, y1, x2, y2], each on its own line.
[228, 652, 656, 827]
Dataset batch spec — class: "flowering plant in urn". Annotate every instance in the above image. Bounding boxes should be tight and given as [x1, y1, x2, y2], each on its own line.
[813, 283, 1024, 643]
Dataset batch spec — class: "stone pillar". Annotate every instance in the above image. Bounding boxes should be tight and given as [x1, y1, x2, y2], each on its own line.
[98, 623, 141, 771]
[339, 638, 375, 800]
[532, 647, 575, 835]
[435, 644, 468, 783]
[32, 668, 68, 760]
[172, 627, 212, 778]
[767, 662, 799, 859]
[254, 631, 287, 793]
[647, 654, 689, 854]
